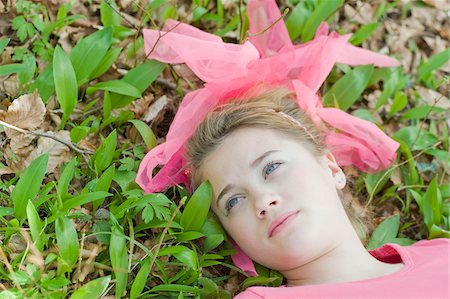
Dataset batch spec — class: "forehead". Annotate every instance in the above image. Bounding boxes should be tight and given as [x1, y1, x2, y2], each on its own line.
[199, 127, 308, 187]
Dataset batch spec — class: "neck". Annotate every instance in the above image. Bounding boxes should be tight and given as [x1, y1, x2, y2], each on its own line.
[282, 229, 402, 286]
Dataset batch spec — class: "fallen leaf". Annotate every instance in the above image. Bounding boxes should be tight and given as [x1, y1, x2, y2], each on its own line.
[143, 95, 170, 123]
[25, 131, 71, 174]
[2, 92, 46, 139]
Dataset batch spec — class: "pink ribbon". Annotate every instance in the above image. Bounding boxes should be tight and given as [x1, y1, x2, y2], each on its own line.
[136, 0, 401, 275]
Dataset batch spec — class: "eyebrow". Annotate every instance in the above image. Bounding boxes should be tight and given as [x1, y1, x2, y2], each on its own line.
[216, 150, 279, 208]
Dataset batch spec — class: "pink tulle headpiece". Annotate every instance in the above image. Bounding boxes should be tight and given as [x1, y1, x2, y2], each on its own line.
[137, 0, 400, 276]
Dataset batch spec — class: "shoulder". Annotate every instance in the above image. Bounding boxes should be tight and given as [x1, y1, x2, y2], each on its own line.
[233, 289, 264, 299]
[409, 238, 450, 248]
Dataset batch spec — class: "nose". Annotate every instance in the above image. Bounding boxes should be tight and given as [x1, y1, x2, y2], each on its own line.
[255, 194, 280, 219]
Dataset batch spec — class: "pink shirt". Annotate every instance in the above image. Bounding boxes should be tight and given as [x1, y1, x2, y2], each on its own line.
[234, 238, 450, 298]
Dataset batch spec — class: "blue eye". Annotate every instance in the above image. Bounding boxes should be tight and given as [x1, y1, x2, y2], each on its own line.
[226, 196, 243, 213]
[263, 161, 283, 179]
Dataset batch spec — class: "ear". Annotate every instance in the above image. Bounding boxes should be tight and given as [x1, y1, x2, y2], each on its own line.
[324, 152, 346, 190]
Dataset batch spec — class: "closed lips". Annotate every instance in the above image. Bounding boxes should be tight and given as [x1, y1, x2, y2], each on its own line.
[268, 211, 299, 238]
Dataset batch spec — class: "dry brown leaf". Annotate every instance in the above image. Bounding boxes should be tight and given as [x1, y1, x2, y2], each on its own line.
[415, 86, 450, 109]
[2, 92, 46, 139]
[25, 131, 71, 174]
[143, 95, 171, 122]
[343, 1, 375, 25]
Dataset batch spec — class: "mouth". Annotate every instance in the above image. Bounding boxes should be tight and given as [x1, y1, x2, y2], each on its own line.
[268, 211, 299, 238]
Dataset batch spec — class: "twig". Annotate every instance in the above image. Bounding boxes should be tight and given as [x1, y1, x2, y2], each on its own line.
[0, 120, 93, 155]
[103, 0, 138, 30]
[148, 196, 186, 276]
[0, 245, 24, 294]
[246, 7, 290, 38]
[364, 141, 442, 211]
[0, 119, 94, 171]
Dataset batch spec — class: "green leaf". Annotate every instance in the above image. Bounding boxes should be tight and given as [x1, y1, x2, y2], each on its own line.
[242, 276, 280, 290]
[100, 0, 121, 27]
[129, 120, 157, 150]
[323, 64, 374, 110]
[394, 126, 439, 151]
[130, 258, 151, 299]
[109, 60, 166, 109]
[31, 64, 55, 102]
[349, 23, 379, 46]
[286, 2, 312, 40]
[70, 27, 113, 85]
[158, 246, 198, 269]
[422, 177, 443, 230]
[401, 105, 446, 120]
[180, 181, 213, 232]
[367, 215, 400, 250]
[70, 126, 90, 143]
[57, 158, 77, 199]
[56, 216, 80, 267]
[388, 91, 408, 117]
[0, 37, 10, 54]
[93, 130, 117, 175]
[26, 201, 44, 251]
[110, 227, 128, 298]
[0, 63, 27, 76]
[53, 46, 78, 120]
[70, 276, 111, 299]
[301, 0, 343, 42]
[418, 48, 450, 81]
[17, 54, 36, 85]
[88, 47, 121, 81]
[93, 164, 115, 210]
[11, 154, 48, 219]
[87, 80, 141, 98]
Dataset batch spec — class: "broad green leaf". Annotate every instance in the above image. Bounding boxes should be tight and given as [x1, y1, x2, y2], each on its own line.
[0, 37, 10, 54]
[48, 192, 112, 223]
[53, 46, 78, 119]
[422, 177, 442, 230]
[418, 48, 450, 81]
[70, 126, 90, 143]
[301, 0, 343, 42]
[31, 64, 55, 102]
[17, 54, 36, 85]
[100, 0, 121, 27]
[110, 227, 128, 298]
[130, 258, 151, 299]
[0, 63, 27, 76]
[57, 158, 77, 199]
[70, 27, 113, 85]
[242, 276, 280, 290]
[87, 80, 141, 98]
[129, 120, 157, 149]
[11, 154, 48, 219]
[109, 60, 166, 109]
[70, 276, 111, 299]
[323, 64, 374, 110]
[388, 91, 408, 117]
[56, 216, 79, 267]
[93, 164, 115, 210]
[149, 284, 198, 295]
[429, 225, 450, 239]
[401, 105, 446, 120]
[181, 181, 213, 232]
[364, 169, 390, 196]
[88, 47, 121, 81]
[26, 200, 44, 251]
[286, 2, 312, 40]
[367, 215, 400, 250]
[349, 23, 379, 46]
[175, 231, 204, 242]
[394, 126, 439, 151]
[93, 130, 117, 175]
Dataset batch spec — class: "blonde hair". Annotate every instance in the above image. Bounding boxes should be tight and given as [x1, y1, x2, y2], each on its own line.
[185, 87, 371, 242]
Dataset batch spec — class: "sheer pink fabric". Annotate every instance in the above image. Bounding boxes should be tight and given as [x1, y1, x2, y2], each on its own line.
[137, 0, 400, 276]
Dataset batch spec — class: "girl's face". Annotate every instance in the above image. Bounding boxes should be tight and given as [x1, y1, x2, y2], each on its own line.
[199, 127, 349, 271]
